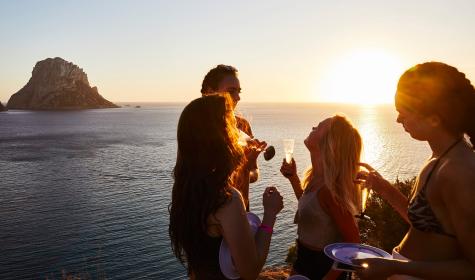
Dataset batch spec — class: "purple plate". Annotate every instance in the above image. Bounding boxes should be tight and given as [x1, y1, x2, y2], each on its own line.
[219, 212, 261, 279]
[324, 243, 392, 267]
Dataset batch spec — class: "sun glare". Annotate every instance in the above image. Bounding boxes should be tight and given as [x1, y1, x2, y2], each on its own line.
[318, 49, 405, 105]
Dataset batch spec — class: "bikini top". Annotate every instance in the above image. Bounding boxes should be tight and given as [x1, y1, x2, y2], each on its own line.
[407, 138, 462, 238]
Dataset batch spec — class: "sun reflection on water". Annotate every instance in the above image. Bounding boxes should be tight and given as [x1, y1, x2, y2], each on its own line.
[355, 105, 384, 169]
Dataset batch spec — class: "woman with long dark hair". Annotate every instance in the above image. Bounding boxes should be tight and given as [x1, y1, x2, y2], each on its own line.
[355, 62, 475, 279]
[169, 94, 283, 280]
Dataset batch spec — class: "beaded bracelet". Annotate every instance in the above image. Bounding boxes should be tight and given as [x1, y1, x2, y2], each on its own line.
[258, 224, 273, 234]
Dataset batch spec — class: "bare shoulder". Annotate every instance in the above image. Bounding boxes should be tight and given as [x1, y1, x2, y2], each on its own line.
[215, 188, 247, 220]
[437, 151, 475, 197]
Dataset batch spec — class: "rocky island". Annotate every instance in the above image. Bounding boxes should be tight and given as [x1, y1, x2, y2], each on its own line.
[7, 57, 118, 110]
[0, 101, 6, 111]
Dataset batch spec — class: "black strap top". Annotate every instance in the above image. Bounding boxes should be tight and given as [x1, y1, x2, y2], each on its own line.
[407, 138, 462, 238]
[191, 235, 230, 280]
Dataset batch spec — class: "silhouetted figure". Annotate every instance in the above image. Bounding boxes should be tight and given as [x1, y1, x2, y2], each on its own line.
[201, 64, 268, 210]
[280, 115, 362, 280]
[355, 62, 475, 279]
[169, 94, 283, 280]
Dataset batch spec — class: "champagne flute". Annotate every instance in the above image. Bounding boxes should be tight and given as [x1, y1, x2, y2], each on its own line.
[283, 139, 295, 164]
[236, 110, 275, 161]
[356, 181, 371, 220]
[238, 129, 253, 147]
[361, 186, 370, 213]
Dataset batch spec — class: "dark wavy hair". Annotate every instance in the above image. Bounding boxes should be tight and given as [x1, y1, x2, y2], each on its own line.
[200, 64, 238, 94]
[396, 61, 475, 148]
[169, 94, 244, 275]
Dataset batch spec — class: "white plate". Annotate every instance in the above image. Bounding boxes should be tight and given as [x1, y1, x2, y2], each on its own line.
[219, 212, 261, 279]
[324, 243, 392, 267]
[287, 275, 311, 280]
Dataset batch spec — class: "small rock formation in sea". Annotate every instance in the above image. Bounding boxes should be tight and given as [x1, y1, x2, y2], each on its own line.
[0, 101, 6, 111]
[7, 57, 118, 110]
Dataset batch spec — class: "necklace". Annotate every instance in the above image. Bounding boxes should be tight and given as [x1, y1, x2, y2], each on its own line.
[424, 137, 463, 187]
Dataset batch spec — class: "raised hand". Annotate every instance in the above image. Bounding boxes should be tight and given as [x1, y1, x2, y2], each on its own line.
[280, 158, 297, 179]
[262, 186, 284, 217]
[358, 162, 410, 221]
[358, 162, 392, 195]
[245, 138, 268, 169]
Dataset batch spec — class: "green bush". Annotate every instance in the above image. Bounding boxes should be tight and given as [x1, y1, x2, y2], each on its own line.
[358, 177, 413, 252]
[285, 242, 297, 264]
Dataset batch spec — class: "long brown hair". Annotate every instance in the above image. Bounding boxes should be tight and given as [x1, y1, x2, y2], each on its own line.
[397, 62, 475, 147]
[302, 115, 363, 214]
[169, 94, 244, 275]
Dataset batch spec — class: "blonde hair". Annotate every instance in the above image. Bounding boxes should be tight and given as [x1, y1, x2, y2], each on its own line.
[302, 115, 363, 215]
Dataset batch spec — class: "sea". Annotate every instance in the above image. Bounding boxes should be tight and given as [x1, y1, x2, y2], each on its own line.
[0, 103, 430, 280]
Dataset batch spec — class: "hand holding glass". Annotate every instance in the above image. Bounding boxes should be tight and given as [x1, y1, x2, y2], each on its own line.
[238, 130, 252, 147]
[238, 129, 275, 161]
[356, 180, 372, 220]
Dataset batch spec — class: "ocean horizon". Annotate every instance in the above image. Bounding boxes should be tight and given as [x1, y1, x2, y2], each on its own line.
[0, 102, 430, 279]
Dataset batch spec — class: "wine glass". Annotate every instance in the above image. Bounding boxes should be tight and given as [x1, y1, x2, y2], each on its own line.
[238, 129, 252, 147]
[283, 139, 295, 164]
[356, 182, 372, 220]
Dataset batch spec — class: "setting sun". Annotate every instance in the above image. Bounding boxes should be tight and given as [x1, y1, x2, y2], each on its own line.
[318, 49, 406, 105]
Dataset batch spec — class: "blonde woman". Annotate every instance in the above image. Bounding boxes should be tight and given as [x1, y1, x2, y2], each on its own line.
[280, 115, 363, 280]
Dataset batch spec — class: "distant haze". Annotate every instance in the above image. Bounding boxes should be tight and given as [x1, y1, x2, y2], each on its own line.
[1, 1, 475, 104]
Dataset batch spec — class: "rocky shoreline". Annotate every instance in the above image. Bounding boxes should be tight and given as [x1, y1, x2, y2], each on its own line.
[258, 265, 291, 280]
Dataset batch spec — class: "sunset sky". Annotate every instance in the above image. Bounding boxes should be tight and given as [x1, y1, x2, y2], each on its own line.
[1, 0, 474, 104]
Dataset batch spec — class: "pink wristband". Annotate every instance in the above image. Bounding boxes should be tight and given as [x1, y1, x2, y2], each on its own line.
[259, 224, 273, 234]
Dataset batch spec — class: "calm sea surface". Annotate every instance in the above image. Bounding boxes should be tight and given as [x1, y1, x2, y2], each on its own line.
[0, 103, 430, 279]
